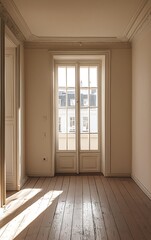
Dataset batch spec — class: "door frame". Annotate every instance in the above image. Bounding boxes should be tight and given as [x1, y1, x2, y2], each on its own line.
[55, 62, 102, 173]
[0, 24, 24, 208]
[5, 26, 25, 191]
[0, 18, 5, 208]
[50, 51, 111, 176]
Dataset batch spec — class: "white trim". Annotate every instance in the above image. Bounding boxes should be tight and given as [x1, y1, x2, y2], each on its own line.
[107, 173, 131, 177]
[5, 26, 20, 47]
[1, 0, 31, 40]
[17, 176, 28, 190]
[0, 17, 5, 207]
[132, 174, 151, 200]
[124, 0, 151, 40]
[51, 51, 111, 176]
[27, 172, 52, 177]
[1, 0, 150, 43]
[25, 41, 131, 49]
[123, 0, 148, 39]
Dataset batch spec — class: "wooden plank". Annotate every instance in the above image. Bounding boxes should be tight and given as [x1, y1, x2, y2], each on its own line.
[36, 177, 64, 240]
[11, 178, 46, 240]
[88, 176, 107, 240]
[23, 177, 63, 240]
[1, 178, 38, 222]
[1, 176, 151, 240]
[117, 178, 151, 240]
[0, 179, 32, 237]
[59, 176, 76, 240]
[108, 178, 146, 240]
[47, 176, 70, 240]
[71, 176, 83, 240]
[0, 178, 40, 240]
[123, 180, 151, 221]
[129, 180, 151, 210]
[101, 176, 133, 240]
[94, 176, 120, 240]
[82, 176, 95, 240]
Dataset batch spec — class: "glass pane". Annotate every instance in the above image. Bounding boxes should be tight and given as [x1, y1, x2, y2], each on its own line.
[80, 108, 89, 133]
[80, 89, 89, 107]
[80, 67, 88, 87]
[67, 89, 75, 107]
[68, 109, 75, 133]
[58, 109, 66, 133]
[90, 67, 97, 87]
[90, 89, 97, 107]
[58, 67, 66, 87]
[59, 89, 66, 107]
[59, 133, 67, 150]
[90, 134, 98, 150]
[68, 134, 76, 150]
[90, 108, 98, 133]
[81, 134, 89, 150]
[67, 67, 75, 87]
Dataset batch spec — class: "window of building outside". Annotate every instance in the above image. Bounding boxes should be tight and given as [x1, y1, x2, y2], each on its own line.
[56, 64, 99, 151]
[70, 117, 75, 132]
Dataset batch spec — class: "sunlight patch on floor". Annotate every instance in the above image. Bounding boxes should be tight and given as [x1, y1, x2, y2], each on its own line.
[0, 190, 63, 239]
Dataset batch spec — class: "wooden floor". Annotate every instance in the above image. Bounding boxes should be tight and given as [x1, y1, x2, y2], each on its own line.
[1, 175, 151, 240]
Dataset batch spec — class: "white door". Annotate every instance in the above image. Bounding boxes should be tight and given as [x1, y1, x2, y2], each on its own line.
[55, 62, 101, 173]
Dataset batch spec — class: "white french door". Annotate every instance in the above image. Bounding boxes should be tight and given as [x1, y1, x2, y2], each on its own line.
[55, 62, 101, 173]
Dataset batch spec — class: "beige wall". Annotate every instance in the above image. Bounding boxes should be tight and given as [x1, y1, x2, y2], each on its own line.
[111, 49, 132, 175]
[25, 47, 132, 176]
[25, 49, 52, 176]
[132, 25, 151, 197]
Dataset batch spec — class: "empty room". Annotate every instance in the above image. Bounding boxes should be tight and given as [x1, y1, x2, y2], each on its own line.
[0, 0, 151, 239]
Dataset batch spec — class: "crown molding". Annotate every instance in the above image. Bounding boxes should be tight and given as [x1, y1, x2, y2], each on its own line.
[0, 1, 25, 42]
[0, 0, 31, 40]
[1, 0, 150, 44]
[24, 40, 131, 50]
[123, 0, 151, 40]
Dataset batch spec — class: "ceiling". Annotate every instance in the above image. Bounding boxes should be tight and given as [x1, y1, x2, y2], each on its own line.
[1, 0, 151, 42]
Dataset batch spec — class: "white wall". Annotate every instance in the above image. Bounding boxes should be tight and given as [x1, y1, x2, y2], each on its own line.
[132, 24, 151, 198]
[25, 47, 132, 176]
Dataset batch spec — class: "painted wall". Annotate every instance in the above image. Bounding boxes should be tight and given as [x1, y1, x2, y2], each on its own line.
[132, 24, 151, 198]
[25, 50, 52, 176]
[25, 48, 132, 176]
[111, 49, 132, 175]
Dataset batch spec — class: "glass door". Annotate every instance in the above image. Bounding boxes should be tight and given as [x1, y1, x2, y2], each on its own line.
[55, 63, 101, 173]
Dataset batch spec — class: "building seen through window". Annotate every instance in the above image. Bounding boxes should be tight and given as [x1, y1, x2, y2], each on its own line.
[58, 90, 97, 133]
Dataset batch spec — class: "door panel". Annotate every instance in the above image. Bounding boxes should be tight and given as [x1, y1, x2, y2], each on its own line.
[80, 153, 100, 172]
[55, 63, 101, 173]
[56, 153, 77, 173]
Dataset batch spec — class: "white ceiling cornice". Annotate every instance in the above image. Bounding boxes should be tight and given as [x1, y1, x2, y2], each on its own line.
[24, 41, 131, 50]
[0, 0, 31, 40]
[123, 0, 151, 40]
[1, 0, 151, 43]
[0, 0, 25, 42]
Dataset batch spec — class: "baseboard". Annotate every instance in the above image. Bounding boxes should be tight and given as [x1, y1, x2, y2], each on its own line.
[27, 172, 52, 177]
[105, 173, 131, 177]
[132, 174, 151, 200]
[18, 176, 28, 190]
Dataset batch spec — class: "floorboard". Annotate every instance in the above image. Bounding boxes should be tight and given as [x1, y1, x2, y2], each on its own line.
[1, 175, 151, 240]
